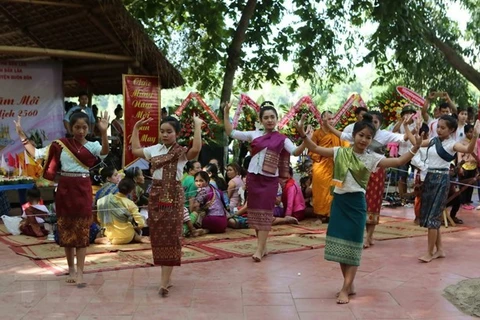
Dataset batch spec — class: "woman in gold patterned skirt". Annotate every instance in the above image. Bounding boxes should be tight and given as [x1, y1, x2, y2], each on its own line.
[130, 114, 203, 297]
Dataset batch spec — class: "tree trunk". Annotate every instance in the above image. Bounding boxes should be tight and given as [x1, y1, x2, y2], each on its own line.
[427, 33, 480, 91]
[220, 0, 257, 106]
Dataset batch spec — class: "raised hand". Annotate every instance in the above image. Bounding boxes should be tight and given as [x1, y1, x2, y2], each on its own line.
[402, 114, 413, 126]
[294, 114, 307, 137]
[13, 116, 24, 137]
[474, 120, 480, 136]
[305, 125, 313, 139]
[414, 131, 422, 149]
[193, 113, 204, 127]
[134, 117, 153, 130]
[97, 111, 110, 133]
[223, 102, 232, 117]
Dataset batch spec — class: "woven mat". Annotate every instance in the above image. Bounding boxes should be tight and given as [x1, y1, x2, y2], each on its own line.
[0, 224, 9, 236]
[35, 246, 229, 276]
[3, 216, 471, 275]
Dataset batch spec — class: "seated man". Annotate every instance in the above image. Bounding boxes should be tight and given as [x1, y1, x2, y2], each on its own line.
[95, 178, 149, 245]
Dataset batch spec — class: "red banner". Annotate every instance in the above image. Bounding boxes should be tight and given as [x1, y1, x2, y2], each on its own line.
[396, 86, 425, 108]
[232, 94, 260, 129]
[123, 75, 160, 167]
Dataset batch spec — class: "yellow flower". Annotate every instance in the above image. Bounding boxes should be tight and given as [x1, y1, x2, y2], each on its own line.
[386, 100, 391, 104]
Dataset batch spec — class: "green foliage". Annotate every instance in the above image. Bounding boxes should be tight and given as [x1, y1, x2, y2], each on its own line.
[125, 0, 480, 108]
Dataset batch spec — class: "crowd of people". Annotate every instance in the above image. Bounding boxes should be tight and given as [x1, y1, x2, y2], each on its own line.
[7, 90, 480, 305]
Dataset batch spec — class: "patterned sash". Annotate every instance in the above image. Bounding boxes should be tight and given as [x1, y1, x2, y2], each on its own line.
[150, 143, 187, 207]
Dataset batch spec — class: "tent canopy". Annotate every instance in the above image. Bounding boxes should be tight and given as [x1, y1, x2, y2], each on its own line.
[0, 0, 185, 97]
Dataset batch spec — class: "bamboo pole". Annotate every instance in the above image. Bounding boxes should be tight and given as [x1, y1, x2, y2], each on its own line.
[0, 45, 135, 62]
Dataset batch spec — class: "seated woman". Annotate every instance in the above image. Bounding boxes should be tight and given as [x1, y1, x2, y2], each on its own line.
[124, 166, 148, 206]
[226, 162, 245, 212]
[281, 167, 306, 221]
[95, 166, 120, 202]
[204, 163, 229, 207]
[190, 171, 228, 234]
[95, 178, 149, 245]
[19, 186, 49, 237]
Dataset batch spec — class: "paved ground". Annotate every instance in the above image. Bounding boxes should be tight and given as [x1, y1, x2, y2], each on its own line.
[0, 206, 479, 320]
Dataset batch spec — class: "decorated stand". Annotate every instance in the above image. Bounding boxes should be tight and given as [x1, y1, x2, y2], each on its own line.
[332, 93, 367, 131]
[174, 92, 223, 147]
[278, 96, 322, 145]
[230, 94, 260, 163]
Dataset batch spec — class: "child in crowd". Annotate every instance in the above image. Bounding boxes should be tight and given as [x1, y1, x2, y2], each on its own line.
[96, 178, 149, 245]
[19, 187, 49, 237]
[457, 124, 478, 210]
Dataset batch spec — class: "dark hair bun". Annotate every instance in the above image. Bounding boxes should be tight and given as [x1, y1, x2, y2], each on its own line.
[361, 113, 373, 123]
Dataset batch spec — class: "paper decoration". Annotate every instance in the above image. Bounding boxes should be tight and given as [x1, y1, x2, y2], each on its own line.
[332, 94, 367, 127]
[232, 94, 260, 129]
[277, 96, 322, 129]
[396, 86, 425, 108]
[175, 92, 220, 124]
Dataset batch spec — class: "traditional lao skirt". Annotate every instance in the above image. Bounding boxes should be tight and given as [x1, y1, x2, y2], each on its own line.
[148, 179, 184, 266]
[420, 169, 449, 229]
[365, 168, 385, 225]
[246, 173, 278, 231]
[55, 174, 92, 248]
[325, 192, 366, 266]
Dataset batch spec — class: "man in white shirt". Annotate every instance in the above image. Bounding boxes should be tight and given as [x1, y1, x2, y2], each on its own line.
[342, 106, 368, 135]
[422, 92, 456, 138]
[393, 105, 417, 201]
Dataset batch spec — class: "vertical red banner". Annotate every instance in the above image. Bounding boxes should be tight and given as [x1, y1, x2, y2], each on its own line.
[123, 75, 161, 167]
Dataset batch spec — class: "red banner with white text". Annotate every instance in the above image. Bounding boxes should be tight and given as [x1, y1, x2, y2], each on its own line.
[123, 75, 160, 168]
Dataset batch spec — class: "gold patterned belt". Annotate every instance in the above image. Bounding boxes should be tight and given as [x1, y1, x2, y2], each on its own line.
[60, 172, 89, 178]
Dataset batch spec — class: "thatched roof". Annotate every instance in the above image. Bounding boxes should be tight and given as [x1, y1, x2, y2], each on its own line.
[0, 0, 185, 97]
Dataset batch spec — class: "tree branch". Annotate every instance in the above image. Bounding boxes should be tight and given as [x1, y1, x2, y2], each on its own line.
[427, 33, 480, 91]
[220, 0, 257, 105]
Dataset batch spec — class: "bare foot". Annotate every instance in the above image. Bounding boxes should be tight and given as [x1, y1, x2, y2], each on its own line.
[76, 272, 85, 288]
[252, 249, 263, 262]
[193, 229, 207, 237]
[433, 250, 446, 259]
[159, 287, 169, 297]
[336, 286, 356, 297]
[285, 216, 299, 225]
[336, 290, 350, 304]
[418, 253, 434, 263]
[139, 236, 151, 244]
[66, 268, 76, 283]
[363, 237, 374, 249]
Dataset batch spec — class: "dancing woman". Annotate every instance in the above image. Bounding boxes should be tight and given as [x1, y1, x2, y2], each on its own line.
[130, 114, 203, 297]
[296, 113, 421, 304]
[15, 111, 110, 287]
[324, 111, 416, 248]
[224, 101, 306, 262]
[417, 115, 479, 262]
